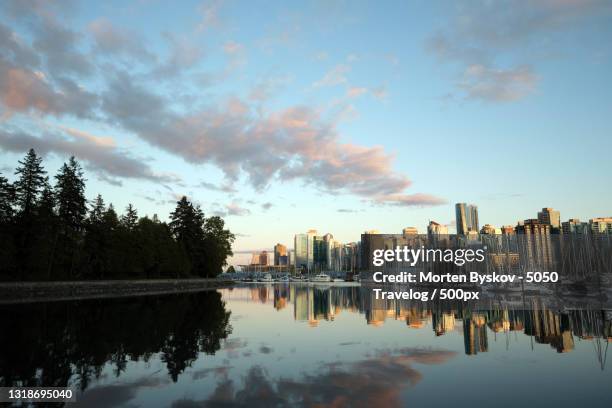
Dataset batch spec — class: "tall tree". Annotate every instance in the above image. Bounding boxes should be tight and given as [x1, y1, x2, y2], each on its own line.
[13, 149, 46, 216]
[54, 157, 87, 278]
[0, 174, 16, 279]
[169, 196, 205, 276]
[55, 157, 87, 233]
[203, 216, 235, 277]
[0, 173, 14, 223]
[120, 204, 138, 231]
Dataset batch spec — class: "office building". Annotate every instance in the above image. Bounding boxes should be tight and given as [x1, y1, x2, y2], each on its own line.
[274, 243, 288, 266]
[456, 203, 479, 235]
[538, 207, 561, 229]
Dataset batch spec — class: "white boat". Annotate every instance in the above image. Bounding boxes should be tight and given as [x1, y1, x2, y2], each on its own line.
[290, 275, 305, 282]
[259, 273, 273, 282]
[332, 278, 344, 282]
[310, 273, 331, 282]
[276, 275, 289, 282]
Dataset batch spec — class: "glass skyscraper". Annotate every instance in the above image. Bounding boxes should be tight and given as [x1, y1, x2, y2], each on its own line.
[455, 203, 479, 235]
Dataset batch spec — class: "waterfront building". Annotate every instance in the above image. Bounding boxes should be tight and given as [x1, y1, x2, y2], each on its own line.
[561, 218, 589, 235]
[456, 203, 479, 235]
[402, 227, 418, 237]
[516, 219, 554, 269]
[590, 217, 612, 238]
[294, 230, 316, 271]
[480, 224, 501, 235]
[274, 243, 288, 266]
[538, 207, 561, 229]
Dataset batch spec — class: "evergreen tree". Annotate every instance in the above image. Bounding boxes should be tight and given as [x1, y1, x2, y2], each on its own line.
[0, 174, 16, 279]
[54, 157, 87, 278]
[55, 157, 87, 233]
[13, 149, 46, 216]
[120, 204, 138, 231]
[169, 197, 205, 276]
[0, 173, 14, 223]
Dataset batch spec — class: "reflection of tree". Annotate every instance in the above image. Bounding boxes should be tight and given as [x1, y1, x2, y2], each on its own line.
[0, 291, 231, 390]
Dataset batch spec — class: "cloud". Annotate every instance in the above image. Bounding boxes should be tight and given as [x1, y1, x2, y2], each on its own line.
[32, 16, 93, 78]
[0, 58, 98, 118]
[426, 0, 612, 102]
[346, 86, 368, 98]
[0, 23, 41, 68]
[458, 64, 538, 102]
[0, 127, 178, 185]
[312, 64, 350, 88]
[199, 181, 237, 193]
[226, 202, 250, 216]
[261, 202, 273, 210]
[337, 208, 358, 213]
[150, 33, 203, 78]
[99, 74, 443, 206]
[88, 18, 155, 61]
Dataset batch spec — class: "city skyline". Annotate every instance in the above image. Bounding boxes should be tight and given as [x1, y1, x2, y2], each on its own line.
[1, 1, 611, 252]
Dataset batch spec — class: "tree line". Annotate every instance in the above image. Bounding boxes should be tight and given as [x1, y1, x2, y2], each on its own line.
[0, 149, 234, 281]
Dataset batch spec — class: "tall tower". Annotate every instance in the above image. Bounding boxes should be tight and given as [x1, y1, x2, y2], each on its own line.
[456, 203, 479, 235]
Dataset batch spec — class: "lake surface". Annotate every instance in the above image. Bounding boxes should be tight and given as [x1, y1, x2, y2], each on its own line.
[1, 283, 611, 407]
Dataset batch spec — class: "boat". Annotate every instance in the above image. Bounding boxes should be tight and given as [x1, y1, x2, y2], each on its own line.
[258, 273, 273, 282]
[276, 275, 289, 282]
[290, 275, 306, 282]
[310, 273, 331, 282]
[332, 278, 344, 282]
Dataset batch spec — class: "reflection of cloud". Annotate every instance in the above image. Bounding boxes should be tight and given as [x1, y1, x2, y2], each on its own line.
[192, 365, 232, 380]
[173, 348, 456, 407]
[75, 377, 169, 408]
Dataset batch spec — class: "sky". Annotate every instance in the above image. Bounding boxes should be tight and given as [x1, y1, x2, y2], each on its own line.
[0, 0, 611, 255]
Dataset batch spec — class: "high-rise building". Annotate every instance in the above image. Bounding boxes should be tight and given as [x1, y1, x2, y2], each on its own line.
[561, 218, 589, 235]
[427, 221, 448, 236]
[294, 230, 317, 271]
[456, 203, 479, 235]
[590, 217, 612, 238]
[538, 207, 561, 229]
[274, 243, 288, 266]
[516, 219, 554, 269]
[402, 227, 418, 237]
[480, 224, 501, 235]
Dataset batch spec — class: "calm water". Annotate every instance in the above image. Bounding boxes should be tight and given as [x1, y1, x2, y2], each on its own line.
[1, 284, 611, 407]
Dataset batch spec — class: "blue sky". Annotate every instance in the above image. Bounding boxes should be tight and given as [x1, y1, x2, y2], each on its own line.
[0, 0, 611, 253]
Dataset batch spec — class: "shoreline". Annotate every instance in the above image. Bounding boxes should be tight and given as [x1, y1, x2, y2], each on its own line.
[0, 279, 235, 304]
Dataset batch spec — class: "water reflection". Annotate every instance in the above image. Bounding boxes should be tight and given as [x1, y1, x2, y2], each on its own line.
[1, 286, 611, 407]
[0, 291, 231, 390]
[227, 284, 612, 360]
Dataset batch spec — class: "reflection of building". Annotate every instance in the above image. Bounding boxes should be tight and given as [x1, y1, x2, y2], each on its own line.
[456, 203, 479, 235]
[538, 207, 561, 229]
[274, 243, 288, 266]
[433, 312, 455, 336]
[464, 316, 488, 355]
